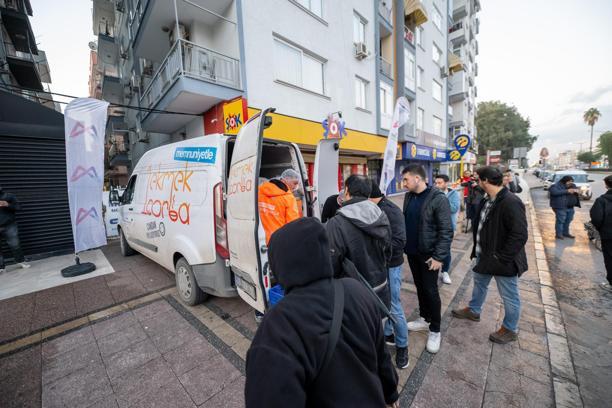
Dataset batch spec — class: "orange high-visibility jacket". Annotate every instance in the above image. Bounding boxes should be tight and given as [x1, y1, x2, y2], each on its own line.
[258, 181, 300, 243]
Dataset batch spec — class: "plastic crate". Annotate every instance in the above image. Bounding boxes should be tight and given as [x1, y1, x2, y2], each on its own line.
[268, 284, 285, 306]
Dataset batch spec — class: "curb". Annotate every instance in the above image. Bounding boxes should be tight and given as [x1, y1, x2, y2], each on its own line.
[527, 203, 584, 408]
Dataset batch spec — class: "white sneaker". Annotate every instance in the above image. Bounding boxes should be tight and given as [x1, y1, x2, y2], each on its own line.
[441, 272, 452, 285]
[19, 262, 31, 269]
[427, 331, 441, 354]
[601, 282, 612, 292]
[407, 317, 429, 332]
[0, 268, 5, 274]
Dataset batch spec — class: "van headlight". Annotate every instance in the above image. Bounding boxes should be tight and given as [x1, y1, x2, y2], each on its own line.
[580, 185, 588, 191]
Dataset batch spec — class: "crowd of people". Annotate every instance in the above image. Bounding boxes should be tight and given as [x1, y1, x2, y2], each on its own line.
[246, 165, 532, 407]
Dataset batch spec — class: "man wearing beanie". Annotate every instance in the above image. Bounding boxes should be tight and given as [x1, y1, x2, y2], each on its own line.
[369, 180, 409, 369]
[245, 218, 399, 407]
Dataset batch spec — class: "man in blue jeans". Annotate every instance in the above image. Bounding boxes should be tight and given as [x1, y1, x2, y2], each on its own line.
[0, 186, 30, 274]
[435, 175, 460, 285]
[549, 176, 579, 240]
[369, 180, 408, 369]
[452, 167, 528, 343]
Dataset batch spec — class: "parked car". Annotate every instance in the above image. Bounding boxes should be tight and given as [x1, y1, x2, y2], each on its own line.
[546, 169, 593, 200]
[543, 172, 555, 190]
[118, 108, 340, 312]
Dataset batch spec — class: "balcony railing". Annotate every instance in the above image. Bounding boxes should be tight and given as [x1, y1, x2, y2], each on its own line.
[99, 21, 115, 38]
[140, 38, 241, 110]
[128, 0, 148, 43]
[404, 26, 415, 46]
[379, 56, 392, 79]
[3, 41, 34, 61]
[379, 1, 392, 22]
[109, 142, 128, 158]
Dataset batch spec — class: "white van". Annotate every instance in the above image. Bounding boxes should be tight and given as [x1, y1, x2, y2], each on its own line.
[547, 169, 593, 200]
[118, 108, 340, 312]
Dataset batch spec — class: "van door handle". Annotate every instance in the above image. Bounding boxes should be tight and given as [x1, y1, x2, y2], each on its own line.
[128, 207, 134, 211]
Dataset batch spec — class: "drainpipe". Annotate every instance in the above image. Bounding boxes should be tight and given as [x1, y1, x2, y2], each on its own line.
[392, 0, 405, 142]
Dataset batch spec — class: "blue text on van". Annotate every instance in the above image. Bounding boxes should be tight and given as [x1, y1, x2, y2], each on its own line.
[174, 147, 217, 164]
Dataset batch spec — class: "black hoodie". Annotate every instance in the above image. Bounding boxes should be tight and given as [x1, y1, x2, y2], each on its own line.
[590, 189, 612, 240]
[0, 189, 20, 227]
[245, 218, 398, 408]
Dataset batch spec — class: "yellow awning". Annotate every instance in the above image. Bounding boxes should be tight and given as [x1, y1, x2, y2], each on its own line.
[404, 0, 428, 27]
[448, 52, 464, 74]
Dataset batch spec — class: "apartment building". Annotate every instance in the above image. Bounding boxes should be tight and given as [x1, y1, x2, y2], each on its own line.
[0, 0, 58, 110]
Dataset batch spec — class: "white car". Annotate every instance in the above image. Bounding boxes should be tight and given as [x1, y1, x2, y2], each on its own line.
[118, 108, 340, 311]
[547, 169, 593, 200]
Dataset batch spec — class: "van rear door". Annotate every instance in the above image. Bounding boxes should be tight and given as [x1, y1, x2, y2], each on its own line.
[313, 139, 340, 219]
[226, 109, 274, 313]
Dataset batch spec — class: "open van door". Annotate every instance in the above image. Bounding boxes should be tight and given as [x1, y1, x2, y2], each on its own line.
[226, 108, 275, 313]
[313, 139, 340, 219]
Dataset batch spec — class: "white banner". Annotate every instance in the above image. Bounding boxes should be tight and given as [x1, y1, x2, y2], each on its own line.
[380, 97, 410, 193]
[65, 98, 109, 253]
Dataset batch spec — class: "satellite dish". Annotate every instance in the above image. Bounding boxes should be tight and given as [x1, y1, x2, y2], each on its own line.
[88, 41, 97, 51]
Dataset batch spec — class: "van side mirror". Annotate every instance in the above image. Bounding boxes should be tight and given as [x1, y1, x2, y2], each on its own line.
[264, 116, 273, 129]
[588, 179, 594, 183]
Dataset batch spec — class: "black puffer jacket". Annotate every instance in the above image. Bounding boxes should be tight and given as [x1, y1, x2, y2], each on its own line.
[377, 197, 406, 267]
[0, 189, 20, 227]
[403, 188, 453, 262]
[590, 190, 612, 240]
[471, 188, 529, 277]
[326, 197, 392, 307]
[245, 218, 399, 408]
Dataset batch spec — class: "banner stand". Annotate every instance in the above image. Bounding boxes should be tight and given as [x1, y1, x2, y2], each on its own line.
[61, 254, 96, 277]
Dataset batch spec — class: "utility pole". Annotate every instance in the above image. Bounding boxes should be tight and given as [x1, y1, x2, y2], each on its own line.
[392, 0, 405, 141]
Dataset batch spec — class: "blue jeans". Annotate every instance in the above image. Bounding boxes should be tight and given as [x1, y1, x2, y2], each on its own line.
[442, 254, 451, 273]
[384, 265, 408, 348]
[554, 208, 575, 236]
[0, 222, 25, 269]
[468, 271, 521, 333]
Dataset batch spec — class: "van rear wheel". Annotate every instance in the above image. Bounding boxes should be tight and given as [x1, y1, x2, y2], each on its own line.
[119, 229, 135, 256]
[175, 257, 207, 306]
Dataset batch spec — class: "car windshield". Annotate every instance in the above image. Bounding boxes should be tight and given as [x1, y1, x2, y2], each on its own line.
[554, 174, 588, 183]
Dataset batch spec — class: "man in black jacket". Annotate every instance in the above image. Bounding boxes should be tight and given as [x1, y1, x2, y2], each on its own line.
[452, 166, 528, 344]
[245, 218, 399, 407]
[326, 175, 392, 308]
[402, 164, 453, 354]
[590, 174, 612, 291]
[0, 186, 30, 274]
[369, 180, 409, 369]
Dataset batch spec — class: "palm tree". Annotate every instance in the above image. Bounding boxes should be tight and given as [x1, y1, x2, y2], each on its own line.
[583, 107, 601, 153]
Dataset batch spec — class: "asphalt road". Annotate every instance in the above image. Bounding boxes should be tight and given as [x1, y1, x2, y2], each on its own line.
[531, 182, 612, 408]
[586, 171, 609, 199]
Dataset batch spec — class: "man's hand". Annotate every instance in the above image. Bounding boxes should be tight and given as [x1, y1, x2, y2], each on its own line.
[426, 258, 442, 271]
[0, 200, 8, 207]
[387, 402, 399, 408]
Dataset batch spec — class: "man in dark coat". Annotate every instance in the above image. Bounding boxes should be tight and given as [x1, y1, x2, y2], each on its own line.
[321, 192, 344, 223]
[590, 174, 612, 291]
[549, 175, 579, 239]
[452, 166, 528, 344]
[245, 218, 399, 407]
[402, 164, 453, 354]
[0, 186, 30, 273]
[326, 175, 392, 308]
[369, 180, 409, 369]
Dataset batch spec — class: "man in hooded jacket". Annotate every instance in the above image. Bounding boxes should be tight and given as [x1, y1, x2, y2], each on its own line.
[258, 168, 301, 244]
[245, 218, 399, 407]
[326, 175, 392, 308]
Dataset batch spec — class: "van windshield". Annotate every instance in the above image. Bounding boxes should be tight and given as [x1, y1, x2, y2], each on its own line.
[554, 174, 588, 183]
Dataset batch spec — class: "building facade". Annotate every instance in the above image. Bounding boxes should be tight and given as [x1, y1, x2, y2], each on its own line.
[0, 0, 59, 110]
[92, 0, 477, 192]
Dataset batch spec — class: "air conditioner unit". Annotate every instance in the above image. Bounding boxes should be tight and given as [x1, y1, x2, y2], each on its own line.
[138, 132, 150, 143]
[130, 75, 140, 92]
[354, 42, 368, 60]
[440, 66, 449, 78]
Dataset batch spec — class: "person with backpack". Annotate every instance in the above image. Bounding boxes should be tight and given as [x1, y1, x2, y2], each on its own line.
[434, 174, 460, 285]
[245, 218, 399, 407]
[590, 175, 612, 291]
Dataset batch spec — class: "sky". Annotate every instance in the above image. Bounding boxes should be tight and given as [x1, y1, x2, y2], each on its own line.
[28, 0, 612, 163]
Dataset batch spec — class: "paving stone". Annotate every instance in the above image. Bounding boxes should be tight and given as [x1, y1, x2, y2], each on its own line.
[208, 297, 252, 318]
[482, 391, 523, 408]
[31, 284, 78, 331]
[518, 337, 549, 358]
[131, 266, 174, 291]
[111, 357, 175, 407]
[97, 323, 148, 357]
[547, 332, 576, 382]
[102, 338, 161, 379]
[42, 341, 102, 385]
[132, 299, 173, 322]
[73, 276, 115, 316]
[42, 362, 112, 408]
[86, 395, 120, 408]
[0, 292, 36, 342]
[411, 365, 483, 408]
[42, 325, 95, 359]
[179, 353, 241, 405]
[131, 377, 196, 408]
[142, 310, 199, 354]
[91, 311, 137, 339]
[521, 375, 555, 408]
[163, 337, 219, 376]
[201, 376, 245, 408]
[105, 271, 147, 303]
[544, 308, 566, 337]
[431, 341, 490, 386]
[0, 345, 42, 408]
[486, 364, 524, 400]
[553, 377, 583, 408]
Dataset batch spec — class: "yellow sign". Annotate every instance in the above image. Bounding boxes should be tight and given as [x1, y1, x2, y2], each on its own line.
[455, 135, 470, 148]
[223, 98, 245, 135]
[449, 150, 462, 160]
[410, 144, 417, 158]
[432, 148, 437, 160]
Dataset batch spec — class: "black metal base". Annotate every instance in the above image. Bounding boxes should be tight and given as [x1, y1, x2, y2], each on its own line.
[61, 262, 96, 278]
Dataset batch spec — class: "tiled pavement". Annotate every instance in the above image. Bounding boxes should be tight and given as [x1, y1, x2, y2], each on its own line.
[1, 201, 559, 407]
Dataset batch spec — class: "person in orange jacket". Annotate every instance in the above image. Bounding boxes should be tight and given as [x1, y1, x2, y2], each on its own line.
[258, 169, 301, 244]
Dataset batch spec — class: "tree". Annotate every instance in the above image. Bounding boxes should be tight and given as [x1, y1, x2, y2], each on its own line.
[583, 107, 601, 153]
[475, 101, 538, 161]
[597, 131, 612, 161]
[577, 151, 601, 164]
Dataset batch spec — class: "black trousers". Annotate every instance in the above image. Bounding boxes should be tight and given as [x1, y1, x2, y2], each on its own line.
[0, 222, 25, 269]
[407, 253, 441, 332]
[603, 239, 612, 285]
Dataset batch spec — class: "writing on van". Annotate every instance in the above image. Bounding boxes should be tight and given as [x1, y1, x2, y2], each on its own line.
[142, 163, 192, 225]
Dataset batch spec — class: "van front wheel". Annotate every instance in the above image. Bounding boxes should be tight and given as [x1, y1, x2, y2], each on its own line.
[175, 258, 206, 306]
[119, 229, 135, 256]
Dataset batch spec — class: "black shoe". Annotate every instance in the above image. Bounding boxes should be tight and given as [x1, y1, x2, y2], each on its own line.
[563, 234, 575, 239]
[385, 334, 396, 346]
[396, 347, 409, 369]
[556, 235, 564, 240]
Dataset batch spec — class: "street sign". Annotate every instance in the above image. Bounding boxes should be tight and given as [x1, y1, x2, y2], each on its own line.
[322, 114, 347, 140]
[489, 150, 501, 156]
[453, 134, 471, 157]
[513, 147, 528, 159]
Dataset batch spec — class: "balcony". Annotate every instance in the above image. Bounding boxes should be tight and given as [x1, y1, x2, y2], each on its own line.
[449, 22, 467, 46]
[139, 38, 242, 133]
[93, 0, 115, 36]
[379, 1, 392, 23]
[404, 26, 415, 46]
[453, 0, 467, 20]
[109, 141, 130, 167]
[0, 0, 37, 54]
[449, 71, 468, 103]
[404, 0, 428, 27]
[416, 129, 447, 150]
[379, 56, 393, 79]
[398, 122, 416, 141]
[3, 41, 42, 90]
[0, 0, 32, 15]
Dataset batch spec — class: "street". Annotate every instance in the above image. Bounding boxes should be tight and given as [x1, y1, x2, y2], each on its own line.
[528, 173, 612, 408]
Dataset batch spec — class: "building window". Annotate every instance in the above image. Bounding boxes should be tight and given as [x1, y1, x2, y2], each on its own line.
[417, 108, 424, 130]
[433, 116, 442, 137]
[417, 66, 424, 88]
[274, 37, 325, 95]
[432, 80, 442, 102]
[416, 26, 424, 47]
[355, 76, 367, 109]
[380, 82, 393, 129]
[432, 6, 442, 32]
[405, 51, 415, 91]
[432, 43, 442, 65]
[353, 12, 366, 44]
[296, 0, 323, 18]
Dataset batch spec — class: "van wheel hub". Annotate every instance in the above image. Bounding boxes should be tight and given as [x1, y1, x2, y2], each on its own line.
[177, 266, 192, 299]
